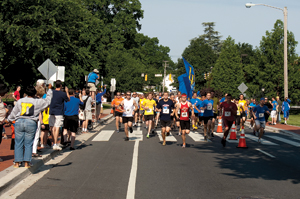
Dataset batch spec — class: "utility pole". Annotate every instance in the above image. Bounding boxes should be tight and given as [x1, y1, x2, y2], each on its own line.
[163, 61, 169, 92]
[284, 6, 288, 98]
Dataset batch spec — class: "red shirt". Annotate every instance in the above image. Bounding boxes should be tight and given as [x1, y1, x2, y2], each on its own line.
[14, 91, 20, 100]
[220, 101, 237, 121]
[179, 102, 190, 121]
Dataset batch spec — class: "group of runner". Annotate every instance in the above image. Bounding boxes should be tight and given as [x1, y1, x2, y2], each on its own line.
[111, 90, 291, 148]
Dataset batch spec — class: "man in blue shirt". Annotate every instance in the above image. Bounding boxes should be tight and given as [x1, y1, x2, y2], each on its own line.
[87, 69, 100, 101]
[220, 93, 228, 103]
[252, 98, 270, 143]
[249, 99, 256, 128]
[282, 97, 291, 125]
[63, 88, 83, 150]
[201, 92, 214, 141]
[271, 97, 278, 125]
[96, 85, 107, 121]
[190, 92, 201, 130]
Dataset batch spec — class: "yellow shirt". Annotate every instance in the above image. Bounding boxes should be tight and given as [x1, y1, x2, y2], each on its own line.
[43, 108, 50, 125]
[139, 98, 145, 110]
[238, 100, 247, 113]
[142, 99, 156, 115]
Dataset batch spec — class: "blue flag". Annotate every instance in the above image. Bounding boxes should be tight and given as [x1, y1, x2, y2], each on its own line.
[182, 57, 195, 98]
[178, 73, 192, 99]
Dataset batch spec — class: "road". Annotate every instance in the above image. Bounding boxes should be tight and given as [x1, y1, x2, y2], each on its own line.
[10, 119, 300, 199]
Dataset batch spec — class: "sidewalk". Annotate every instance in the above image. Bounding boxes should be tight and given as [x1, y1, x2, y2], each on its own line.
[0, 109, 113, 196]
[246, 119, 300, 138]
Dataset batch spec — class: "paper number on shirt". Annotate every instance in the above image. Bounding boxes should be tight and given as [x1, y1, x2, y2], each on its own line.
[259, 113, 264, 118]
[163, 108, 169, 114]
[207, 105, 212, 110]
[21, 103, 34, 116]
[181, 112, 188, 117]
[201, 110, 204, 113]
[225, 111, 231, 117]
[126, 109, 130, 113]
[147, 108, 152, 113]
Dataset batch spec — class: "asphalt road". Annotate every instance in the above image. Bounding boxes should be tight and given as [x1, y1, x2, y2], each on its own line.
[16, 119, 300, 199]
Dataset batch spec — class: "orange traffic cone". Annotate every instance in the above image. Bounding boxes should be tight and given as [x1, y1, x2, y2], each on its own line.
[216, 116, 223, 133]
[229, 121, 237, 140]
[237, 126, 248, 148]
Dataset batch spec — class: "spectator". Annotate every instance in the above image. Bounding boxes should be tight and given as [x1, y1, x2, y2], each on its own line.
[87, 69, 99, 101]
[40, 106, 50, 148]
[282, 97, 291, 125]
[96, 85, 107, 121]
[82, 89, 93, 133]
[49, 80, 70, 151]
[7, 85, 53, 168]
[13, 86, 21, 105]
[264, 97, 272, 124]
[0, 84, 8, 162]
[271, 97, 278, 125]
[63, 88, 83, 150]
[276, 96, 282, 123]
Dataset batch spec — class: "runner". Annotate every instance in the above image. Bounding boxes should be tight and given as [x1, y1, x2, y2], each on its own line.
[219, 94, 237, 147]
[131, 92, 140, 126]
[139, 94, 146, 123]
[154, 94, 160, 128]
[175, 93, 194, 148]
[175, 95, 182, 135]
[170, 93, 176, 129]
[190, 92, 201, 130]
[198, 93, 206, 127]
[142, 93, 156, 138]
[176, 91, 181, 103]
[118, 91, 138, 141]
[252, 98, 270, 143]
[249, 98, 256, 128]
[211, 91, 219, 135]
[271, 97, 279, 125]
[238, 94, 247, 131]
[201, 92, 214, 141]
[156, 92, 174, 146]
[111, 92, 124, 133]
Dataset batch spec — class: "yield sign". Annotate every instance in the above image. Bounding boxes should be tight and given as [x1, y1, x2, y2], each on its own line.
[38, 59, 58, 80]
[238, 82, 248, 94]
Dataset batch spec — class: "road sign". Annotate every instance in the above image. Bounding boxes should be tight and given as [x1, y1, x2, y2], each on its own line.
[49, 66, 65, 82]
[110, 85, 116, 92]
[238, 82, 248, 94]
[38, 59, 58, 80]
[111, 78, 116, 86]
[155, 74, 162, 77]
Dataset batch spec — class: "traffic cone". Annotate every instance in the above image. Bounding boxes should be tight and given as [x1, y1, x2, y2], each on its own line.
[229, 121, 237, 140]
[237, 126, 248, 148]
[216, 116, 223, 133]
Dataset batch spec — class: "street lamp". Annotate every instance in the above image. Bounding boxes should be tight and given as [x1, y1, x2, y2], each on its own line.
[245, 3, 288, 98]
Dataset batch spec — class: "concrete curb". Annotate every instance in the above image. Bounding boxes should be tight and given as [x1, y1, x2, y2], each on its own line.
[245, 121, 300, 139]
[0, 114, 113, 197]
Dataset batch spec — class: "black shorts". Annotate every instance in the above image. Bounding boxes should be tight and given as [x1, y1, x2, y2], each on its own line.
[199, 116, 204, 121]
[115, 111, 123, 117]
[41, 124, 50, 131]
[213, 113, 218, 119]
[122, 117, 133, 124]
[194, 113, 199, 117]
[223, 119, 234, 128]
[144, 115, 154, 121]
[203, 116, 213, 124]
[63, 115, 79, 132]
[161, 120, 172, 128]
[180, 120, 190, 130]
[241, 112, 246, 118]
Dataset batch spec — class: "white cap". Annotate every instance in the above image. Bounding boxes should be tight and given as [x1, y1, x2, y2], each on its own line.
[37, 79, 45, 86]
[93, 69, 99, 73]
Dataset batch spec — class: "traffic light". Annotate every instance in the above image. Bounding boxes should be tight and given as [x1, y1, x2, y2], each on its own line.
[145, 74, 147, 81]
[169, 74, 172, 81]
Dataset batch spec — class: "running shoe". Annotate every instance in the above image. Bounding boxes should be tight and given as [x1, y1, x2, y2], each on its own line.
[258, 138, 261, 143]
[211, 132, 214, 137]
[70, 147, 75, 150]
[204, 135, 208, 142]
[166, 132, 170, 136]
[130, 127, 133, 133]
[147, 134, 150, 139]
[125, 137, 129, 141]
[182, 144, 186, 148]
[152, 130, 155, 134]
[221, 138, 226, 147]
[116, 130, 119, 133]
[178, 132, 181, 136]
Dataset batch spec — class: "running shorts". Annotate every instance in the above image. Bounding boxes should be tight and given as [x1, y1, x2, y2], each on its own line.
[144, 115, 154, 121]
[213, 113, 218, 119]
[161, 120, 172, 128]
[255, 120, 266, 129]
[203, 116, 213, 124]
[115, 111, 123, 117]
[180, 120, 190, 130]
[122, 117, 133, 124]
[223, 119, 234, 128]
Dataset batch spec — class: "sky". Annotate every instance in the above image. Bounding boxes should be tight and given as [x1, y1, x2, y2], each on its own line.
[138, 0, 300, 63]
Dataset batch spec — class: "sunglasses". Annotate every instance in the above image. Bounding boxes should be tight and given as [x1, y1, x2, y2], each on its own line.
[126, 94, 131, 96]
[117, 95, 121, 96]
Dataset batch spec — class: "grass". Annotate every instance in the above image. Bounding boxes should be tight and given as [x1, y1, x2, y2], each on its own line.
[103, 103, 111, 110]
[268, 114, 300, 127]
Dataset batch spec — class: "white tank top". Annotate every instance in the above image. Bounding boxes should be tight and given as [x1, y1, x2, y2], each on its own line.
[123, 98, 134, 117]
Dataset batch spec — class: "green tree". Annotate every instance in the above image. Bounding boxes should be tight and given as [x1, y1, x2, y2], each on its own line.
[199, 22, 222, 54]
[209, 36, 244, 98]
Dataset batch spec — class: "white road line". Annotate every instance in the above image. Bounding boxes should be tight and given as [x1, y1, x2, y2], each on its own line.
[246, 134, 278, 145]
[255, 148, 276, 158]
[92, 130, 114, 141]
[188, 131, 212, 142]
[126, 141, 139, 199]
[129, 131, 143, 141]
[265, 135, 300, 147]
[157, 131, 177, 142]
[214, 133, 239, 143]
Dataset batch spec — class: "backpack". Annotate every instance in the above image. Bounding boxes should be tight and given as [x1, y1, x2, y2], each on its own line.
[80, 96, 90, 110]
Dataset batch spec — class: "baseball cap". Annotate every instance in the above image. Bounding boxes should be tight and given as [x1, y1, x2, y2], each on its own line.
[260, 97, 265, 101]
[93, 69, 99, 73]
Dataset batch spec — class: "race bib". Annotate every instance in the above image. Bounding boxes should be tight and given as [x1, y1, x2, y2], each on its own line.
[181, 112, 188, 117]
[225, 111, 231, 117]
[201, 110, 204, 113]
[207, 105, 212, 110]
[147, 108, 152, 113]
[126, 109, 130, 113]
[163, 108, 169, 114]
[237, 110, 240, 115]
[192, 105, 195, 109]
[259, 113, 264, 118]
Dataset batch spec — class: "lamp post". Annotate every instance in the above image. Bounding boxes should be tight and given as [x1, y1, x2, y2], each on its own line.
[245, 3, 288, 98]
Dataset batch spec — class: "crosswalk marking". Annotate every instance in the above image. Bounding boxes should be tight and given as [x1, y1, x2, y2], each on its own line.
[157, 131, 177, 142]
[265, 135, 300, 147]
[246, 134, 278, 145]
[92, 130, 115, 141]
[214, 133, 239, 143]
[129, 131, 143, 141]
[188, 131, 212, 142]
